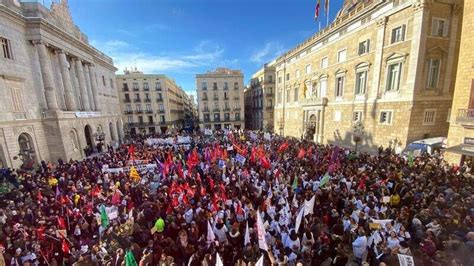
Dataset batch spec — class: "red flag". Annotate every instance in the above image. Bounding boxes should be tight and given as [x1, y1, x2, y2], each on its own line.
[37, 226, 46, 241]
[250, 147, 257, 163]
[297, 148, 306, 159]
[315, 0, 321, 20]
[236, 202, 244, 216]
[200, 186, 206, 196]
[182, 194, 189, 205]
[209, 178, 215, 190]
[222, 148, 228, 160]
[91, 186, 101, 197]
[37, 190, 43, 203]
[128, 145, 136, 161]
[57, 217, 66, 230]
[325, 0, 329, 13]
[177, 161, 184, 178]
[260, 156, 271, 169]
[61, 238, 70, 254]
[278, 142, 289, 153]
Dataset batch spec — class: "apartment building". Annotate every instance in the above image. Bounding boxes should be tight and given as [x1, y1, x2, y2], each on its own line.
[245, 62, 276, 131]
[274, 0, 462, 152]
[196, 68, 245, 130]
[117, 69, 190, 135]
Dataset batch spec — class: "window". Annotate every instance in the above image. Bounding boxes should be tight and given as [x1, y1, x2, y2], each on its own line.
[159, 104, 165, 111]
[214, 113, 220, 121]
[294, 87, 299, 102]
[110, 79, 114, 88]
[133, 83, 139, 90]
[136, 104, 142, 111]
[201, 82, 207, 90]
[333, 111, 342, 122]
[286, 73, 290, 81]
[234, 82, 239, 89]
[337, 49, 347, 63]
[353, 111, 362, 122]
[224, 101, 229, 109]
[386, 62, 402, 92]
[143, 82, 149, 90]
[127, 116, 133, 123]
[355, 71, 367, 95]
[296, 69, 300, 78]
[156, 82, 162, 90]
[234, 101, 240, 108]
[148, 116, 153, 123]
[125, 104, 131, 111]
[146, 104, 152, 111]
[267, 99, 273, 107]
[157, 93, 163, 100]
[160, 115, 165, 122]
[213, 82, 218, 90]
[446, 108, 451, 123]
[235, 113, 241, 121]
[224, 82, 228, 90]
[278, 76, 282, 84]
[423, 109, 436, 125]
[124, 93, 130, 101]
[224, 92, 228, 100]
[1, 37, 13, 59]
[268, 75, 273, 82]
[432, 18, 448, 37]
[319, 78, 328, 97]
[203, 114, 210, 121]
[358, 39, 370, 55]
[305, 64, 312, 74]
[224, 113, 230, 121]
[278, 91, 282, 104]
[213, 92, 218, 100]
[379, 111, 393, 125]
[9, 87, 24, 112]
[427, 59, 441, 89]
[286, 89, 291, 102]
[123, 83, 129, 91]
[335, 76, 344, 97]
[321, 57, 328, 68]
[391, 25, 406, 44]
[138, 116, 144, 124]
[102, 76, 106, 86]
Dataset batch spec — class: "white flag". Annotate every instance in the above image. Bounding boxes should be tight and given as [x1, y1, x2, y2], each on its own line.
[256, 211, 268, 251]
[216, 253, 224, 266]
[255, 255, 264, 266]
[295, 206, 305, 232]
[304, 195, 316, 216]
[244, 221, 251, 246]
[206, 220, 215, 246]
[292, 193, 298, 208]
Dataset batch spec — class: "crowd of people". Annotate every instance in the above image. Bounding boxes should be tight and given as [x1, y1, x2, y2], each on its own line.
[0, 130, 473, 266]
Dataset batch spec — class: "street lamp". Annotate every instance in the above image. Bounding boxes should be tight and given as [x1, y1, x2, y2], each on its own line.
[352, 121, 365, 153]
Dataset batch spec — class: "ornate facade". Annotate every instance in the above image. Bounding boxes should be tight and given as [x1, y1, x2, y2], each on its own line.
[0, 0, 122, 168]
[274, 0, 462, 151]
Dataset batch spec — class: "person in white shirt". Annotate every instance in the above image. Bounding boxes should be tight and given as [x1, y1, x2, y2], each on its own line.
[352, 229, 368, 265]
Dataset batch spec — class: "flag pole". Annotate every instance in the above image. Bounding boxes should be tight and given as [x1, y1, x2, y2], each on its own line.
[326, 3, 330, 28]
[318, 20, 321, 32]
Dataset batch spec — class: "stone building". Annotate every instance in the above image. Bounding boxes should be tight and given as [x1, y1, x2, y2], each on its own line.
[116, 69, 191, 135]
[196, 68, 245, 130]
[273, 0, 462, 152]
[0, 0, 122, 168]
[444, 0, 473, 164]
[245, 62, 276, 131]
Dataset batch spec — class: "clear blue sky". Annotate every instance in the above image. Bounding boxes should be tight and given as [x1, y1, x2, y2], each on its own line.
[64, 0, 345, 96]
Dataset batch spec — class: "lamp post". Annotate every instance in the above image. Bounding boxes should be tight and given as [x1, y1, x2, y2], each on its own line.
[352, 121, 365, 153]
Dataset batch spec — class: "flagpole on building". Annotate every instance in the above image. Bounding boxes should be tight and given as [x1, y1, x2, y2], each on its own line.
[326, 3, 330, 28]
[318, 20, 321, 32]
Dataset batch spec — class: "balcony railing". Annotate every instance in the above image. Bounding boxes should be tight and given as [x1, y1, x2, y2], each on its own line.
[214, 118, 221, 122]
[133, 87, 139, 91]
[223, 86, 229, 90]
[143, 87, 150, 91]
[124, 110, 133, 114]
[202, 87, 207, 91]
[234, 107, 241, 111]
[203, 107, 210, 112]
[213, 97, 219, 101]
[223, 107, 231, 111]
[144, 98, 151, 102]
[156, 98, 163, 102]
[203, 119, 211, 123]
[202, 97, 208, 101]
[234, 97, 240, 101]
[213, 108, 220, 112]
[456, 109, 474, 126]
[145, 110, 153, 114]
[234, 86, 239, 90]
[213, 86, 218, 90]
[122, 87, 129, 92]
[134, 98, 141, 102]
[123, 99, 131, 103]
[135, 110, 144, 114]
[158, 110, 165, 113]
[160, 121, 167, 125]
[224, 117, 230, 121]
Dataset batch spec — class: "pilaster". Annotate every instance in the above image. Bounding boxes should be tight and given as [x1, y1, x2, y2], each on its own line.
[34, 40, 59, 111]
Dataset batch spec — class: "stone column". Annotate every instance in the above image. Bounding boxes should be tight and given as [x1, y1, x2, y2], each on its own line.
[57, 50, 77, 111]
[87, 65, 100, 111]
[35, 40, 59, 110]
[370, 17, 387, 100]
[84, 64, 95, 111]
[75, 59, 91, 111]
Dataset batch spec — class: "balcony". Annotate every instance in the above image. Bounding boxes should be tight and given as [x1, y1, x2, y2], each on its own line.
[223, 86, 229, 90]
[234, 97, 240, 101]
[145, 110, 153, 114]
[135, 110, 144, 114]
[202, 97, 208, 101]
[234, 86, 239, 90]
[213, 107, 220, 112]
[144, 98, 151, 102]
[122, 87, 129, 92]
[134, 98, 141, 102]
[124, 110, 133, 114]
[223, 107, 231, 111]
[133, 87, 139, 91]
[158, 110, 165, 113]
[300, 96, 328, 107]
[202, 87, 208, 91]
[214, 118, 221, 122]
[234, 107, 241, 111]
[224, 117, 230, 122]
[160, 121, 167, 125]
[143, 87, 150, 91]
[213, 97, 219, 101]
[203, 118, 211, 123]
[123, 99, 131, 103]
[156, 98, 163, 102]
[203, 107, 210, 112]
[456, 109, 474, 127]
[213, 86, 218, 91]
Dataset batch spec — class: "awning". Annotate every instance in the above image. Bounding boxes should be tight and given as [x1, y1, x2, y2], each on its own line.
[444, 144, 474, 157]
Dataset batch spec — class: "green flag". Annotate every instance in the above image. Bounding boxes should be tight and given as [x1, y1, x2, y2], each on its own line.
[100, 205, 109, 228]
[292, 177, 298, 190]
[320, 173, 330, 187]
[125, 250, 138, 266]
[408, 152, 414, 167]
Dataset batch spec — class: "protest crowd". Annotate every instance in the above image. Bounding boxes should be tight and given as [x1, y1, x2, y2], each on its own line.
[0, 130, 473, 266]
